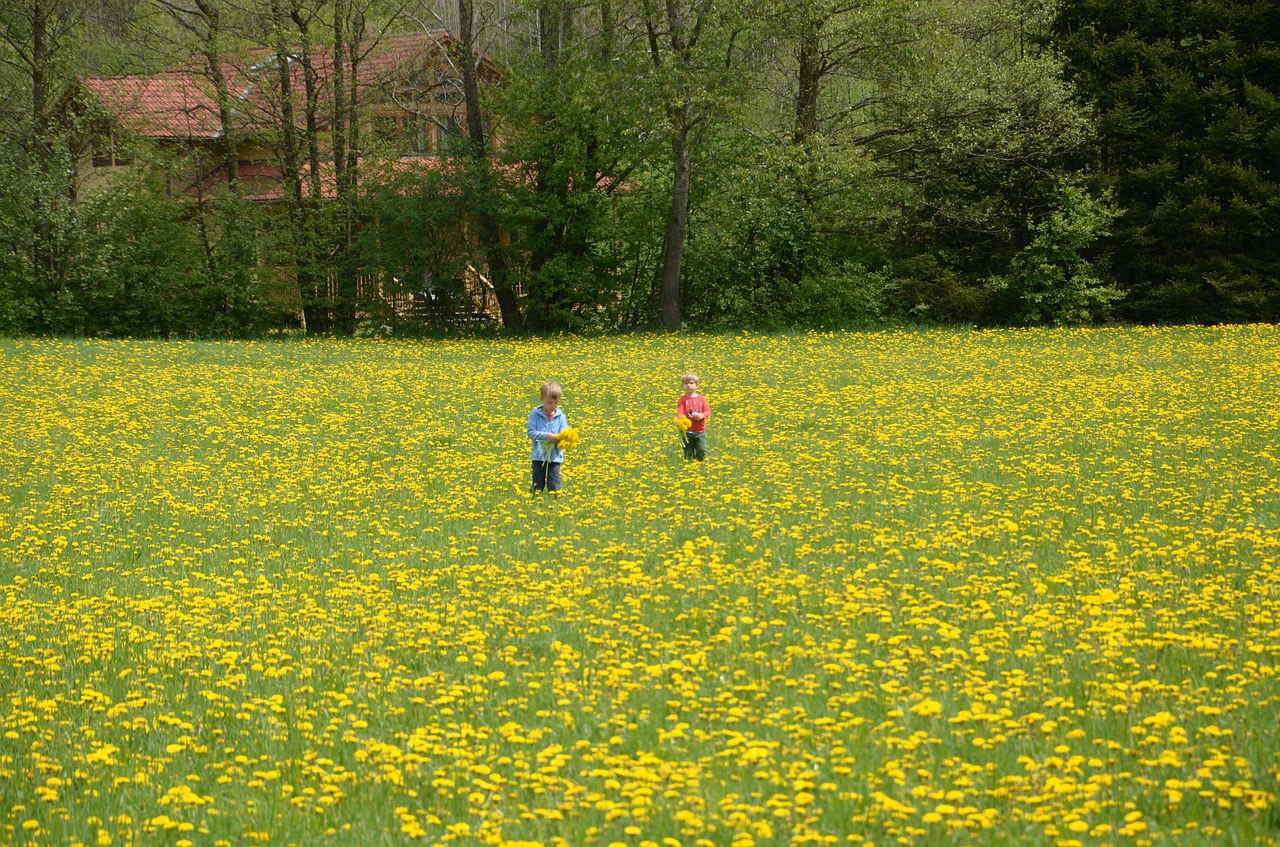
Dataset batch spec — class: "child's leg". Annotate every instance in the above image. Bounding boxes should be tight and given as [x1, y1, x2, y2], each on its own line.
[531, 461, 546, 492]
[547, 462, 563, 492]
[690, 431, 707, 461]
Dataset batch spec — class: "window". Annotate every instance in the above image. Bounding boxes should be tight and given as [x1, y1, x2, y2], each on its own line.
[374, 114, 430, 156]
[437, 115, 464, 155]
[374, 116, 398, 144]
[92, 130, 133, 167]
[404, 116, 429, 156]
[434, 70, 464, 105]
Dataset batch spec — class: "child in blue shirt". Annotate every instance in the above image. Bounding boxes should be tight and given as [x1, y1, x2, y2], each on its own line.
[526, 381, 568, 493]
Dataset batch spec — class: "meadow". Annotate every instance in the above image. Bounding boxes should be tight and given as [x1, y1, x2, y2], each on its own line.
[1, 326, 1278, 847]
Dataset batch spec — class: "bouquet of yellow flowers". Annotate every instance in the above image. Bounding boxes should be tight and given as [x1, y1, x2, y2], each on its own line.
[675, 414, 692, 433]
[554, 426, 581, 450]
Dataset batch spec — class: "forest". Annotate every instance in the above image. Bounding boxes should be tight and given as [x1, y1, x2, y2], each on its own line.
[1, 0, 1277, 336]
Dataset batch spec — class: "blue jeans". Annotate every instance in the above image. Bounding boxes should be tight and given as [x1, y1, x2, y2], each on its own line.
[531, 460, 563, 492]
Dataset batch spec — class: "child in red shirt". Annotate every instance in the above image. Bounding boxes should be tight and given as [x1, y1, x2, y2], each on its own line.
[676, 371, 711, 461]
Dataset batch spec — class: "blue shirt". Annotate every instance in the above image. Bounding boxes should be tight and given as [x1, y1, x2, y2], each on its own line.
[527, 406, 568, 463]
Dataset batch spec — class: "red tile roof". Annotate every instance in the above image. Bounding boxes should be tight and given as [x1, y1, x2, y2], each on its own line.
[81, 73, 225, 139]
[80, 30, 493, 141]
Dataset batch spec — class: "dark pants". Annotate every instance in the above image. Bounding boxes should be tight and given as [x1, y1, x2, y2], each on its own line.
[683, 430, 707, 461]
[531, 460, 563, 492]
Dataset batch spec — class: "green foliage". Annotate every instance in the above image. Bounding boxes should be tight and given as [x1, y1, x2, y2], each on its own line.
[793, 261, 896, 328]
[357, 159, 480, 326]
[601, 166, 670, 331]
[0, 157, 44, 334]
[8, 0, 1275, 336]
[682, 137, 895, 329]
[207, 191, 270, 333]
[686, 0, 1100, 328]
[76, 175, 204, 335]
[681, 140, 813, 329]
[487, 1, 663, 332]
[1054, 0, 1280, 322]
[871, 0, 1097, 322]
[0, 136, 263, 337]
[0, 135, 89, 334]
[988, 181, 1122, 325]
[76, 177, 265, 336]
[494, 104, 632, 332]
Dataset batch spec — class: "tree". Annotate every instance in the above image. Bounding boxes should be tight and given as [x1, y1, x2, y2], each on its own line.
[159, 0, 252, 185]
[486, 0, 659, 331]
[0, 0, 266, 335]
[240, 0, 408, 334]
[678, 0, 1097, 327]
[988, 179, 1121, 324]
[681, 0, 914, 328]
[0, 0, 93, 320]
[359, 156, 476, 322]
[1054, 0, 1280, 322]
[429, 0, 519, 329]
[639, 0, 750, 329]
[877, 0, 1098, 322]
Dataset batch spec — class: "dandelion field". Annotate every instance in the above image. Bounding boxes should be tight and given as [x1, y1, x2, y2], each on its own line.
[2, 327, 1279, 847]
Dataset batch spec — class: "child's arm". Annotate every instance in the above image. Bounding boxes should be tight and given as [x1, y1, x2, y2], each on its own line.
[527, 410, 548, 443]
[680, 396, 706, 420]
[527, 410, 562, 444]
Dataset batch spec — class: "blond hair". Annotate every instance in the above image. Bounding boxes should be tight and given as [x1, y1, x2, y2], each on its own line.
[681, 371, 700, 385]
[540, 380, 563, 400]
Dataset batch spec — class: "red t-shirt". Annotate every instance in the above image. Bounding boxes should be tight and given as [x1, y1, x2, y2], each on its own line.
[676, 394, 711, 433]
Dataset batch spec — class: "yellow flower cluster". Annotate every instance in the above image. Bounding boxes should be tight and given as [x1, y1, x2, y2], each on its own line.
[555, 425, 581, 450]
[1, 326, 1278, 847]
[675, 414, 692, 432]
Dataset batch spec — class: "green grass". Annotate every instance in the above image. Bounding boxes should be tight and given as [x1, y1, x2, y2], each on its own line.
[0, 326, 1278, 847]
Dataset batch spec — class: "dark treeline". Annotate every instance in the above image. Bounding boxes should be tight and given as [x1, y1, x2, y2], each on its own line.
[0, 0, 1277, 337]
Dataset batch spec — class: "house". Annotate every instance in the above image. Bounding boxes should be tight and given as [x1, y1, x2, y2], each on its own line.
[76, 30, 498, 200]
[73, 30, 505, 325]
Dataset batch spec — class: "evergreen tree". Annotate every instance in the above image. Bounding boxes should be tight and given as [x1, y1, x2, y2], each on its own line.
[1055, 0, 1280, 322]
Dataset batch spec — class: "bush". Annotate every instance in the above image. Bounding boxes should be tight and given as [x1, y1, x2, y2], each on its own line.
[788, 262, 895, 328]
[987, 181, 1121, 325]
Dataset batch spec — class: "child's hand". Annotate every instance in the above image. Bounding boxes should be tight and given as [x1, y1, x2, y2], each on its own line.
[548, 432, 560, 443]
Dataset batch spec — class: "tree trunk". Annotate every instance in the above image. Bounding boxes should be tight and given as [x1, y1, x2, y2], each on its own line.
[344, 21, 361, 196]
[31, 0, 46, 140]
[661, 122, 690, 330]
[290, 3, 322, 200]
[781, 13, 826, 290]
[794, 18, 820, 146]
[523, 2, 561, 331]
[270, 0, 324, 334]
[331, 0, 347, 196]
[30, 0, 55, 294]
[459, 0, 521, 329]
[270, 10, 301, 211]
[193, 0, 239, 183]
[335, 12, 365, 335]
[600, 1, 613, 61]
[643, 0, 718, 331]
